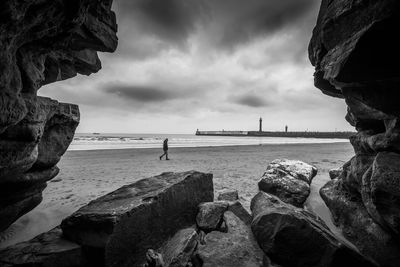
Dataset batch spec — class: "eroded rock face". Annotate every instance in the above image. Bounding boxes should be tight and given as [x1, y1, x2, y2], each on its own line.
[309, 0, 400, 265]
[320, 179, 400, 267]
[0, 0, 118, 231]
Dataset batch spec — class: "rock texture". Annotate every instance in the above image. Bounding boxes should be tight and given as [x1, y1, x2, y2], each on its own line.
[196, 201, 228, 232]
[0, 227, 82, 267]
[196, 211, 267, 267]
[258, 159, 317, 207]
[251, 192, 377, 267]
[0, 0, 118, 231]
[309, 0, 400, 265]
[321, 179, 400, 267]
[61, 171, 213, 267]
[217, 189, 239, 201]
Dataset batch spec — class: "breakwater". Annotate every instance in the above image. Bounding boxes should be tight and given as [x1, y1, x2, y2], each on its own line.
[196, 130, 354, 139]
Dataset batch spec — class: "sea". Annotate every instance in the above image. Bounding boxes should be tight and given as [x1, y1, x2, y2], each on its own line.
[69, 133, 349, 151]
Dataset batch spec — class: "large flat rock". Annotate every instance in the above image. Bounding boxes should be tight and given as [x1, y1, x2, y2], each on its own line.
[61, 171, 213, 267]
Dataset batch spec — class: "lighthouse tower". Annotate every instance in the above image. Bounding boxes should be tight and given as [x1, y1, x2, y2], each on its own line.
[259, 117, 262, 132]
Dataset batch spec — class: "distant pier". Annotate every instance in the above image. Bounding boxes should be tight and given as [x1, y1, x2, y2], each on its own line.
[195, 130, 354, 139]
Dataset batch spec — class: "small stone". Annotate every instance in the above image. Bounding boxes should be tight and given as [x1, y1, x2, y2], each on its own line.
[217, 189, 239, 201]
[196, 201, 228, 232]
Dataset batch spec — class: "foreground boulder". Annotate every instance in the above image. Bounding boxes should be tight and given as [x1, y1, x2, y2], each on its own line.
[0, 227, 82, 267]
[321, 179, 400, 267]
[0, 0, 118, 231]
[61, 171, 213, 267]
[251, 192, 377, 267]
[258, 159, 317, 207]
[196, 211, 267, 267]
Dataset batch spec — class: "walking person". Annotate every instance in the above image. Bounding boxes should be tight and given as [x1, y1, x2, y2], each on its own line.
[159, 138, 169, 160]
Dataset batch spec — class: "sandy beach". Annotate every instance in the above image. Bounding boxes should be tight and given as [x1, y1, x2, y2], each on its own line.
[0, 142, 354, 248]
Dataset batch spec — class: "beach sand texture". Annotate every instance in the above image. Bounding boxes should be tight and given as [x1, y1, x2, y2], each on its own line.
[0, 142, 353, 248]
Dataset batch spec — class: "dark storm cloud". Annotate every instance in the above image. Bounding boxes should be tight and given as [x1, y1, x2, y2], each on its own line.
[209, 0, 318, 50]
[112, 0, 319, 58]
[104, 84, 177, 102]
[114, 0, 207, 46]
[232, 94, 270, 108]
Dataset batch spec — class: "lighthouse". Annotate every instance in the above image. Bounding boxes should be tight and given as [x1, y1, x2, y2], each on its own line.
[259, 117, 262, 132]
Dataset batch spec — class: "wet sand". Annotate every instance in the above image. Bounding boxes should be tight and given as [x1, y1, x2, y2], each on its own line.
[0, 142, 354, 248]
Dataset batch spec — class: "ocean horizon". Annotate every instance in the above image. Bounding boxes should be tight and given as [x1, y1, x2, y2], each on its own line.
[69, 132, 350, 151]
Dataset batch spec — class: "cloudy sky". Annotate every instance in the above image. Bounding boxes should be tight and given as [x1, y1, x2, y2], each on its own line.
[39, 0, 352, 134]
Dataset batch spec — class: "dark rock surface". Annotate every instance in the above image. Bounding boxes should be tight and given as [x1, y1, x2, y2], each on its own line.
[251, 191, 377, 267]
[0, 227, 82, 267]
[321, 179, 400, 267]
[0, 97, 79, 232]
[217, 189, 239, 201]
[196, 211, 267, 267]
[160, 227, 198, 267]
[329, 167, 342, 180]
[196, 201, 228, 232]
[61, 171, 213, 267]
[309, 0, 400, 264]
[0, 0, 118, 231]
[258, 159, 317, 207]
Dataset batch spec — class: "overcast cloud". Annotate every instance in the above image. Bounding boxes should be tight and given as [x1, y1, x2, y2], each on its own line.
[39, 0, 352, 133]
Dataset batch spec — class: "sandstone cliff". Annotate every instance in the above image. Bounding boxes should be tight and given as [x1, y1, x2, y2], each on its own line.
[0, 0, 118, 231]
[309, 1, 400, 266]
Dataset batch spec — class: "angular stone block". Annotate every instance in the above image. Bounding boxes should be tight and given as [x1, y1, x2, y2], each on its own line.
[61, 171, 213, 267]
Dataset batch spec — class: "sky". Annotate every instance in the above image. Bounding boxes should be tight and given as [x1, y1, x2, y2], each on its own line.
[39, 0, 353, 134]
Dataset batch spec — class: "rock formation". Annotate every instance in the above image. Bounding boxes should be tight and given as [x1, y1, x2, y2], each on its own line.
[0, 171, 214, 267]
[0, 0, 118, 231]
[251, 192, 377, 267]
[258, 159, 317, 207]
[61, 171, 213, 267]
[309, 0, 400, 265]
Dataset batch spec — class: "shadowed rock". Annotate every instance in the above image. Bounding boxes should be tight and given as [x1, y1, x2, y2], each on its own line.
[160, 227, 198, 267]
[329, 167, 343, 180]
[0, 97, 78, 231]
[320, 179, 400, 267]
[309, 1, 400, 264]
[196, 202, 228, 232]
[0, 227, 82, 267]
[251, 192, 377, 267]
[61, 171, 213, 267]
[0, 0, 118, 231]
[196, 211, 267, 267]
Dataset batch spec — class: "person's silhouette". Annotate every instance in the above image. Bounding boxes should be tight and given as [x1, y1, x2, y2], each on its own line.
[159, 138, 169, 160]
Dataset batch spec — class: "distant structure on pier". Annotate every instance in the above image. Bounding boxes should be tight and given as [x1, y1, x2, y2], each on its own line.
[195, 118, 355, 139]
